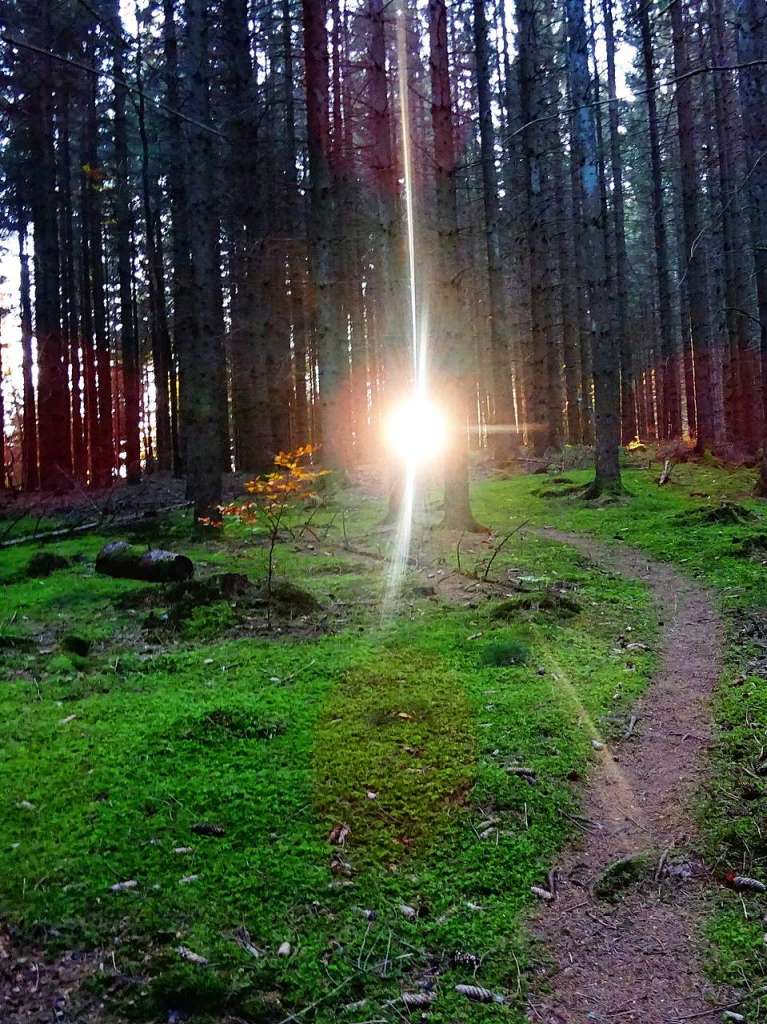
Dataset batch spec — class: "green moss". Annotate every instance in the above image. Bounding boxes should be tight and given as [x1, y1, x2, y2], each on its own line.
[0, 482, 662, 1021]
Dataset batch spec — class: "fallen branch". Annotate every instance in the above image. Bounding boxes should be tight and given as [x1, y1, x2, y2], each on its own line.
[0, 502, 192, 549]
[96, 541, 194, 582]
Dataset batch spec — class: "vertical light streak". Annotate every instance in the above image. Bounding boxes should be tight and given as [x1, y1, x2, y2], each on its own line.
[382, 7, 422, 618]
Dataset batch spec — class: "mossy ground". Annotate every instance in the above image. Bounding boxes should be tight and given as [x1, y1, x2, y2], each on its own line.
[1, 454, 765, 1020]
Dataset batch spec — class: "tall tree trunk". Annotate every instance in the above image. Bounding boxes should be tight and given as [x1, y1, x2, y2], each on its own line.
[18, 222, 38, 490]
[111, 7, 141, 483]
[136, 45, 173, 473]
[429, 0, 482, 529]
[603, 0, 634, 443]
[30, 19, 71, 491]
[711, 0, 757, 451]
[181, 0, 223, 519]
[302, 0, 344, 470]
[566, 0, 621, 493]
[517, 0, 554, 454]
[638, 0, 680, 440]
[85, 70, 113, 488]
[671, 0, 714, 452]
[283, 0, 310, 445]
[163, 0, 192, 474]
[735, 0, 767, 492]
[473, 0, 516, 461]
[221, 0, 273, 472]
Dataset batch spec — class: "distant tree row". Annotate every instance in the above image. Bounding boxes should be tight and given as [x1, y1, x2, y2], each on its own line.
[0, 0, 766, 522]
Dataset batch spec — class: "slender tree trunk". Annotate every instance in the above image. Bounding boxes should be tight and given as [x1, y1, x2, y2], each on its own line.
[85, 70, 113, 488]
[735, 0, 767, 492]
[283, 0, 310, 446]
[517, 0, 554, 454]
[30, 28, 71, 491]
[136, 46, 172, 473]
[163, 0, 192, 474]
[18, 223, 38, 490]
[566, 0, 621, 493]
[302, 0, 344, 470]
[429, 0, 482, 529]
[473, 0, 516, 461]
[180, 0, 223, 519]
[603, 0, 634, 443]
[671, 0, 714, 452]
[711, 0, 757, 451]
[111, 8, 140, 483]
[638, 1, 680, 440]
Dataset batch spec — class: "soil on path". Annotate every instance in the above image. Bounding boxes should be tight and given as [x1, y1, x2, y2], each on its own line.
[528, 529, 729, 1024]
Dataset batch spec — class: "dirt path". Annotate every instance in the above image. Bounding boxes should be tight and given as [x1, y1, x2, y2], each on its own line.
[528, 528, 728, 1024]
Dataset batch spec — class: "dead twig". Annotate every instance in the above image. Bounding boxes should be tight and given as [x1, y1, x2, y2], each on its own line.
[481, 520, 530, 581]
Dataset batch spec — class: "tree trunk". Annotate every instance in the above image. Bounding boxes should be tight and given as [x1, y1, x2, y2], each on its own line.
[302, 0, 344, 470]
[429, 0, 482, 530]
[163, 0, 192, 475]
[517, 0, 554, 455]
[111, 7, 141, 484]
[180, 0, 223, 520]
[30, 22, 71, 491]
[638, 0, 680, 440]
[566, 0, 621, 494]
[603, 0, 634, 443]
[473, 0, 516, 462]
[18, 222, 38, 491]
[735, 0, 767, 492]
[85, 70, 113, 488]
[671, 0, 715, 452]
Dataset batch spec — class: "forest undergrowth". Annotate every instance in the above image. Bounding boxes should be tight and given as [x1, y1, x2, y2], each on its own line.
[1, 454, 766, 1022]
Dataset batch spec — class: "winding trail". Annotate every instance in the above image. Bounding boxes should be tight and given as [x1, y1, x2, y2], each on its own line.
[528, 529, 728, 1024]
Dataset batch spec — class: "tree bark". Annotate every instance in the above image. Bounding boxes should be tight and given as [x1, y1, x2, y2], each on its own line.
[473, 0, 516, 462]
[18, 223, 38, 491]
[180, 0, 223, 520]
[30, 11, 71, 491]
[671, 0, 715, 452]
[111, 5, 141, 484]
[429, 0, 482, 529]
[735, 0, 767, 492]
[302, 0, 345, 471]
[602, 0, 634, 443]
[566, 0, 621, 494]
[638, 0, 680, 440]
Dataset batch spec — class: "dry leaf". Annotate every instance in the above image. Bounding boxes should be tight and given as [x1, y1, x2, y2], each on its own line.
[328, 823, 350, 846]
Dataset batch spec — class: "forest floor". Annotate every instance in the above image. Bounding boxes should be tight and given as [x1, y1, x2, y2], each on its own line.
[1, 454, 766, 1023]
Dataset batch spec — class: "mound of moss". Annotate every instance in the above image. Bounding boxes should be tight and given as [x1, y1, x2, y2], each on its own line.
[490, 590, 582, 621]
[676, 501, 757, 527]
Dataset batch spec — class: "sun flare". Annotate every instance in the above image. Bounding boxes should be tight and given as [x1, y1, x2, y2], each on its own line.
[384, 394, 448, 466]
